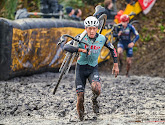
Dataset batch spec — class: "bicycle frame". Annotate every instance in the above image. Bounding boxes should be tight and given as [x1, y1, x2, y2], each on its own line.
[52, 33, 89, 95]
[99, 23, 121, 60]
[59, 31, 87, 75]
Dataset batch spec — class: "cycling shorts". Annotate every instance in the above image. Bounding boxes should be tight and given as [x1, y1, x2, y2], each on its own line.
[75, 63, 100, 93]
[117, 42, 133, 57]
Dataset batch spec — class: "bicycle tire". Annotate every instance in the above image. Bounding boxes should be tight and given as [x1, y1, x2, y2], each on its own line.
[99, 30, 114, 60]
[130, 20, 141, 33]
[130, 20, 141, 41]
[100, 47, 111, 60]
[53, 53, 72, 95]
[98, 14, 107, 34]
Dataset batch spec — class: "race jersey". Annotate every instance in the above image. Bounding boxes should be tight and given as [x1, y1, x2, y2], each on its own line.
[119, 24, 139, 44]
[77, 34, 107, 67]
[64, 33, 117, 67]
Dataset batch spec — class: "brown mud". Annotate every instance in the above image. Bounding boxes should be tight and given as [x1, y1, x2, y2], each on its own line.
[0, 72, 165, 125]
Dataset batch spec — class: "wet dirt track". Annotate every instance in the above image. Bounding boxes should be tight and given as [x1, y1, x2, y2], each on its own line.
[0, 72, 165, 125]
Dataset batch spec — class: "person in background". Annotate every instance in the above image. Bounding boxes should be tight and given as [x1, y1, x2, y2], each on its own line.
[40, 0, 63, 18]
[117, 14, 139, 76]
[64, 7, 75, 20]
[104, 0, 115, 20]
[72, 9, 82, 21]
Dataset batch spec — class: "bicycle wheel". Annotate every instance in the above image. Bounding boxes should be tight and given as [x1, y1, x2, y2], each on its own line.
[53, 53, 72, 95]
[130, 20, 141, 41]
[98, 14, 107, 34]
[99, 30, 114, 60]
[130, 20, 141, 33]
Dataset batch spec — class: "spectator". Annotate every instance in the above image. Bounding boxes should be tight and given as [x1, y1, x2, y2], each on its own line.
[104, 0, 115, 20]
[72, 9, 82, 21]
[40, 0, 63, 18]
[64, 7, 75, 20]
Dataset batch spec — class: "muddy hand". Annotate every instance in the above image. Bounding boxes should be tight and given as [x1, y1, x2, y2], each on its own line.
[78, 48, 90, 55]
[112, 63, 119, 77]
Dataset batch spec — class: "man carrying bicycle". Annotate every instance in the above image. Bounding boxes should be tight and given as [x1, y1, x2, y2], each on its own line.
[64, 16, 119, 121]
[117, 14, 139, 76]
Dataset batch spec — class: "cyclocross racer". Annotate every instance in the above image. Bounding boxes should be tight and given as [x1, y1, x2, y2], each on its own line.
[117, 14, 139, 76]
[63, 16, 119, 121]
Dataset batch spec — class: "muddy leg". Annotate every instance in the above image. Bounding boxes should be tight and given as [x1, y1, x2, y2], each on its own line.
[126, 57, 132, 77]
[76, 92, 84, 121]
[118, 47, 123, 72]
[91, 81, 101, 114]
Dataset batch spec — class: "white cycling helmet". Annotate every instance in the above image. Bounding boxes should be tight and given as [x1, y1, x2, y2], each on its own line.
[84, 16, 99, 27]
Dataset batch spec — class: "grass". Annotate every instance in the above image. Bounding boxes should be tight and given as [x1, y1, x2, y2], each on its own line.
[159, 24, 165, 33]
[0, 0, 41, 20]
[4, 0, 18, 20]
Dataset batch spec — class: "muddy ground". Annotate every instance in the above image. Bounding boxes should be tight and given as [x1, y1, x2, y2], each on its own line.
[0, 1, 165, 124]
[0, 72, 165, 125]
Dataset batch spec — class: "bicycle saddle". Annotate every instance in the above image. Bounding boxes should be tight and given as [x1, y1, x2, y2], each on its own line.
[93, 5, 105, 17]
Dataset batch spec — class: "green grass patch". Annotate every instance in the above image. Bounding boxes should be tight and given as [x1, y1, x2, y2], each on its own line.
[133, 47, 138, 52]
[159, 24, 165, 32]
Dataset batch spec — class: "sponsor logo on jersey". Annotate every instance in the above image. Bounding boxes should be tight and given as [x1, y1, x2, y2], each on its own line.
[85, 45, 100, 50]
[114, 48, 117, 57]
[123, 29, 130, 34]
[77, 85, 82, 89]
[135, 30, 139, 35]
[94, 75, 99, 78]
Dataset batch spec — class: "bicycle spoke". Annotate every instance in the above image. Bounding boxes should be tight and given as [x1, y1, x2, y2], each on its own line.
[59, 52, 70, 72]
[65, 53, 76, 75]
[98, 14, 107, 34]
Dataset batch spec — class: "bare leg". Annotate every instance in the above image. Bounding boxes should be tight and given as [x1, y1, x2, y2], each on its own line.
[77, 92, 84, 121]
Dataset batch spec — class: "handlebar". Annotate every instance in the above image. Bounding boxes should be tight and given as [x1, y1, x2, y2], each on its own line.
[58, 34, 90, 57]
[58, 34, 90, 47]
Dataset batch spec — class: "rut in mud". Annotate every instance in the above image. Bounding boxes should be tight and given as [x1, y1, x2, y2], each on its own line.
[0, 72, 165, 125]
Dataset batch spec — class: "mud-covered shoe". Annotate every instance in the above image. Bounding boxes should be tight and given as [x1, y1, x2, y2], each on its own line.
[78, 110, 84, 121]
[92, 99, 99, 114]
[77, 104, 84, 121]
[125, 72, 130, 77]
[77, 92, 84, 121]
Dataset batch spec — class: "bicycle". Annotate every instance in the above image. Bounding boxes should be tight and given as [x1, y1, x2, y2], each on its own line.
[53, 5, 107, 95]
[99, 12, 140, 60]
[128, 12, 141, 37]
[100, 23, 122, 60]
